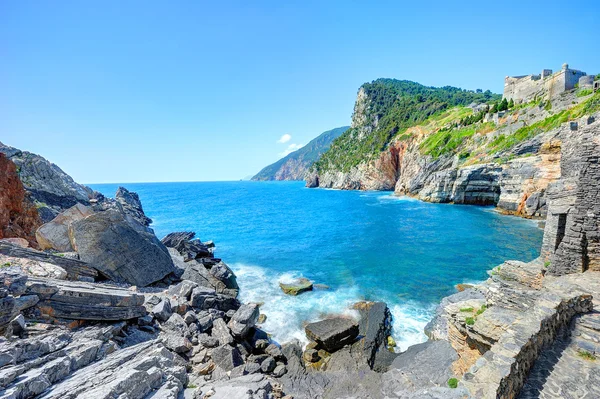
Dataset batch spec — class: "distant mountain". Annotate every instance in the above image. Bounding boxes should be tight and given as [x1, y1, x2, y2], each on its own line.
[252, 126, 349, 181]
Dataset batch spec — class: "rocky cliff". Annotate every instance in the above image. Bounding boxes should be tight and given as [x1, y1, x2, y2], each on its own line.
[307, 78, 600, 219]
[252, 126, 348, 181]
[0, 142, 98, 222]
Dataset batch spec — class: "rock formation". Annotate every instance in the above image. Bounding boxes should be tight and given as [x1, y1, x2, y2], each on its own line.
[0, 142, 97, 222]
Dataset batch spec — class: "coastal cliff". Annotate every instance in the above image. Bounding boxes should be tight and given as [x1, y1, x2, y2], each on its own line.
[252, 126, 348, 181]
[307, 73, 600, 219]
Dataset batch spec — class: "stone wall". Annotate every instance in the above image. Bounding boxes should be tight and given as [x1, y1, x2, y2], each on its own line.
[462, 293, 593, 399]
[503, 64, 587, 103]
[542, 121, 600, 275]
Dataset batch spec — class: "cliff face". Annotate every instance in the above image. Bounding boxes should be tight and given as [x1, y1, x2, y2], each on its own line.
[252, 126, 349, 181]
[308, 79, 600, 218]
[0, 154, 41, 247]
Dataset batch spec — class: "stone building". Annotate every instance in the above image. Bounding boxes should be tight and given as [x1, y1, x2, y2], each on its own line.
[503, 63, 588, 103]
[541, 120, 600, 275]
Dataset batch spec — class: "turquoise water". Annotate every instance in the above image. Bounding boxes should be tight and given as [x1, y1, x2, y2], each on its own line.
[90, 181, 543, 349]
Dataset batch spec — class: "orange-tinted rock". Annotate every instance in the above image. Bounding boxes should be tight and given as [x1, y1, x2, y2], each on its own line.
[0, 154, 41, 247]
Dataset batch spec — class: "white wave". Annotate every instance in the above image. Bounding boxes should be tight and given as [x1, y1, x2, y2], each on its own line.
[377, 194, 419, 203]
[232, 263, 433, 351]
[389, 302, 433, 351]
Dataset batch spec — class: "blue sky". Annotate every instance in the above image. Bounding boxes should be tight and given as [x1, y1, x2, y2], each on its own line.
[1, 1, 599, 183]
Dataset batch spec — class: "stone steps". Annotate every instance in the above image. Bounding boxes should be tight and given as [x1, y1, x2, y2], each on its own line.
[518, 313, 600, 399]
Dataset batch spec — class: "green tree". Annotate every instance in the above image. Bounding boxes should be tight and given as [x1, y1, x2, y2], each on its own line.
[508, 98, 514, 109]
[499, 98, 509, 111]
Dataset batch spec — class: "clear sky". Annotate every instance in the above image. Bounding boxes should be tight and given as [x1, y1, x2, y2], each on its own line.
[1, 1, 599, 183]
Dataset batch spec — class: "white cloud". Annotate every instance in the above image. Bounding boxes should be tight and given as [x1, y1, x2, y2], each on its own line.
[277, 134, 292, 144]
[279, 143, 304, 157]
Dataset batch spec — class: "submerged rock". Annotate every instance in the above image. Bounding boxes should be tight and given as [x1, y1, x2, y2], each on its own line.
[279, 278, 313, 296]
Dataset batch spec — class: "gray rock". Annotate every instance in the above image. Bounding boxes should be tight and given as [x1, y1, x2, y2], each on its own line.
[227, 303, 259, 338]
[211, 318, 234, 346]
[264, 343, 283, 359]
[25, 277, 146, 321]
[152, 300, 172, 322]
[0, 242, 98, 281]
[69, 209, 176, 286]
[244, 362, 261, 374]
[183, 311, 197, 325]
[198, 333, 219, 348]
[115, 187, 152, 227]
[167, 279, 198, 300]
[260, 356, 276, 373]
[305, 317, 359, 352]
[10, 314, 26, 335]
[272, 364, 287, 377]
[211, 345, 244, 372]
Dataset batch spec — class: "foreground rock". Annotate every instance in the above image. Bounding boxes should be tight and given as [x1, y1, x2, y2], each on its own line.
[35, 203, 93, 252]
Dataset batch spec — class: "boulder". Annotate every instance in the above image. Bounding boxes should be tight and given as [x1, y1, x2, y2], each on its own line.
[190, 286, 240, 312]
[69, 209, 176, 286]
[35, 203, 93, 252]
[211, 344, 244, 372]
[260, 356, 276, 373]
[152, 300, 172, 322]
[228, 303, 260, 338]
[305, 317, 359, 352]
[211, 317, 234, 346]
[279, 278, 313, 296]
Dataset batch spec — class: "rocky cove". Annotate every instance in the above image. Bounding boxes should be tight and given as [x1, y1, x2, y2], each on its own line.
[1, 109, 599, 398]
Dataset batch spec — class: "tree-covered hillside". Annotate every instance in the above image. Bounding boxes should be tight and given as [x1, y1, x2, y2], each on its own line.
[252, 126, 349, 181]
[314, 79, 501, 173]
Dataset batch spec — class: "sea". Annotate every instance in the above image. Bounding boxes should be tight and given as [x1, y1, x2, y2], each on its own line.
[90, 181, 543, 350]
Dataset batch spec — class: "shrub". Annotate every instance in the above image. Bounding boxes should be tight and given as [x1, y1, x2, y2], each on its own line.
[465, 317, 475, 326]
[448, 378, 459, 389]
[460, 307, 474, 312]
[476, 305, 488, 316]
[577, 350, 597, 361]
[544, 261, 551, 268]
[577, 88, 593, 98]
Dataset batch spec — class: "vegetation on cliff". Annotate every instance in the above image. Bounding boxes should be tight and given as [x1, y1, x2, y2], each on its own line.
[314, 79, 500, 173]
[253, 126, 349, 181]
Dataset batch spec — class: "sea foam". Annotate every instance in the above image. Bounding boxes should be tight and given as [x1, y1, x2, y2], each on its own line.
[233, 262, 432, 350]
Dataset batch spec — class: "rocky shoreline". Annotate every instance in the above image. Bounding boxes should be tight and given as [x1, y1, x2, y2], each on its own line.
[1, 120, 600, 399]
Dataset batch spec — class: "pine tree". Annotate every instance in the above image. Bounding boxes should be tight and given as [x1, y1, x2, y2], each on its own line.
[508, 98, 514, 109]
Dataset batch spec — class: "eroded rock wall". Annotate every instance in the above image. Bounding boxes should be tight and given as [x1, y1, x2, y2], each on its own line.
[0, 154, 41, 247]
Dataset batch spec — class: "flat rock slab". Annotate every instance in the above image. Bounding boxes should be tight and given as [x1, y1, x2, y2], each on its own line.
[279, 278, 313, 296]
[0, 242, 98, 281]
[305, 317, 359, 352]
[26, 277, 146, 321]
